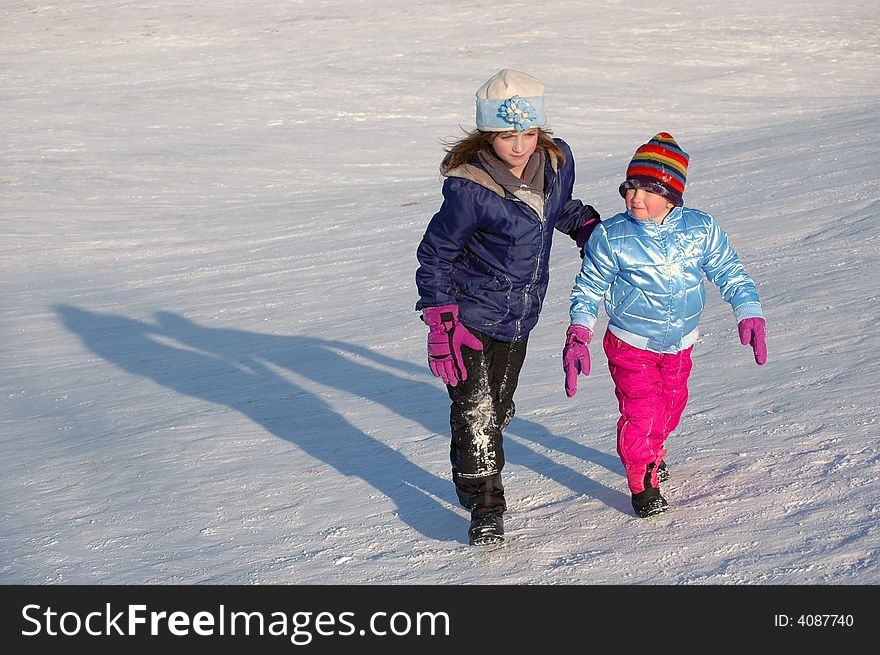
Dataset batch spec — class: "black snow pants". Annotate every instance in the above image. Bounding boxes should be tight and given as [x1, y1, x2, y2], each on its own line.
[446, 327, 528, 518]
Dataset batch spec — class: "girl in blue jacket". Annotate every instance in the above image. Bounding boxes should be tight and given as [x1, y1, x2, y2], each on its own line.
[563, 133, 767, 518]
[415, 69, 600, 545]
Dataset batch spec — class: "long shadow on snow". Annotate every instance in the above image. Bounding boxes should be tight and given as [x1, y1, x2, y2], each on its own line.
[55, 306, 629, 544]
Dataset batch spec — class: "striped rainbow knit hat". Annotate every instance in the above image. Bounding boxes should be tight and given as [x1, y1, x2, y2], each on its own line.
[618, 132, 689, 207]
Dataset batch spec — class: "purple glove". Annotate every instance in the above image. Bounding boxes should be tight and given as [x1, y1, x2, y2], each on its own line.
[738, 317, 767, 365]
[563, 325, 593, 397]
[422, 305, 484, 387]
[575, 211, 600, 257]
[575, 214, 600, 250]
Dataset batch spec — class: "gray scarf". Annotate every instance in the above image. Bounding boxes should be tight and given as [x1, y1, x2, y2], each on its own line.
[478, 149, 546, 220]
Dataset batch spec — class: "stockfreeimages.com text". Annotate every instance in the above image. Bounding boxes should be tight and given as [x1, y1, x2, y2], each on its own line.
[21, 603, 451, 645]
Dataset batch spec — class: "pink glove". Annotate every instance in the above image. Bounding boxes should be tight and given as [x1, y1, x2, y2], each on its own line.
[563, 325, 593, 397]
[738, 317, 767, 365]
[422, 305, 484, 387]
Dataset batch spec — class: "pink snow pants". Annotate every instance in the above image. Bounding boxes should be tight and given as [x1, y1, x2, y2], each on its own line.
[603, 330, 694, 494]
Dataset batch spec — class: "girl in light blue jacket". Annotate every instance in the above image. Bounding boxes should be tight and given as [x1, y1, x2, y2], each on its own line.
[562, 133, 767, 518]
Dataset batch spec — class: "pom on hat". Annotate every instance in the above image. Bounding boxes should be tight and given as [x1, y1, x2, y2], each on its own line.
[619, 133, 689, 206]
[475, 69, 547, 132]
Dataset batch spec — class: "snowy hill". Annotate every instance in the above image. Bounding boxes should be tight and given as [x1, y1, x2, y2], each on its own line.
[2, 0, 878, 589]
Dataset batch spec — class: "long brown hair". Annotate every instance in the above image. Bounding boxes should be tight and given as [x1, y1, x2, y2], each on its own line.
[439, 128, 565, 175]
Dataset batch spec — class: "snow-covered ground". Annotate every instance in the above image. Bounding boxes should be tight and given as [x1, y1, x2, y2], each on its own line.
[2, 0, 878, 585]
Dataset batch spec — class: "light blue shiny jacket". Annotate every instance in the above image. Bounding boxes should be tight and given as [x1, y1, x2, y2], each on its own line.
[570, 206, 763, 353]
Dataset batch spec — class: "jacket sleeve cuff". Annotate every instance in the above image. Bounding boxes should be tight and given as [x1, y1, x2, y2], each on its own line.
[570, 313, 598, 332]
[733, 302, 763, 322]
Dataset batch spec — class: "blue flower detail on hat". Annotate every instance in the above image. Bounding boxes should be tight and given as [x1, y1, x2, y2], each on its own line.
[499, 95, 537, 131]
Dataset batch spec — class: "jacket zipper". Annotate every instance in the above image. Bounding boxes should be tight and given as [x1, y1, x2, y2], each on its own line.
[509, 181, 553, 342]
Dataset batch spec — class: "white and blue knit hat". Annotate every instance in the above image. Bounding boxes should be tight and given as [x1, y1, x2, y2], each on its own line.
[475, 69, 547, 132]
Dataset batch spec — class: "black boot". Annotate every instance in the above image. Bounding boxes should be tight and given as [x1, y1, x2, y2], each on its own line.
[631, 492, 668, 518]
[656, 459, 669, 483]
[468, 514, 504, 546]
[453, 472, 506, 513]
[631, 464, 668, 518]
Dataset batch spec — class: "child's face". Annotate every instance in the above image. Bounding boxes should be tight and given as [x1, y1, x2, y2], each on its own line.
[624, 188, 675, 223]
[491, 128, 539, 176]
